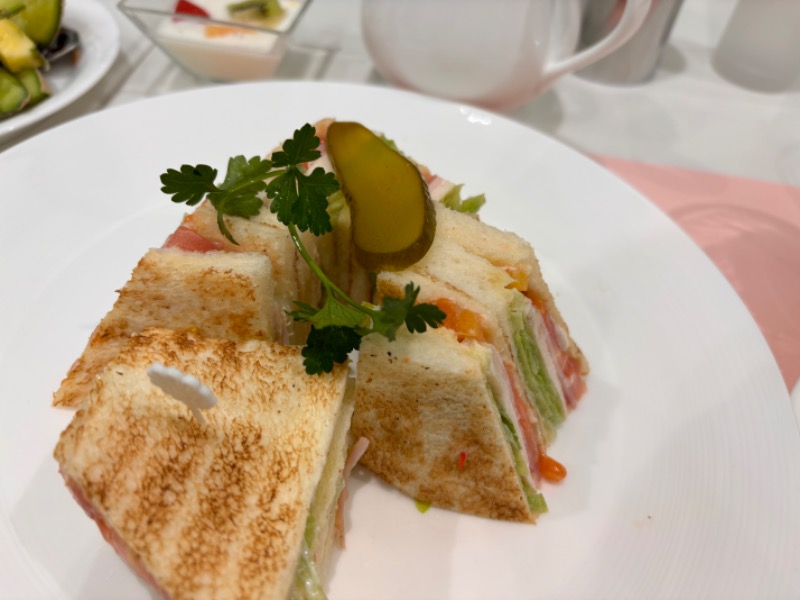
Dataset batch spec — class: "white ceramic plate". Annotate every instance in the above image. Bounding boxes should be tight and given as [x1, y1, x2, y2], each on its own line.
[1, 82, 798, 599]
[0, 0, 120, 142]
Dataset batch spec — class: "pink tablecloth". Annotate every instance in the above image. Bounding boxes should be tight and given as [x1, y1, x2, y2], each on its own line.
[595, 155, 800, 390]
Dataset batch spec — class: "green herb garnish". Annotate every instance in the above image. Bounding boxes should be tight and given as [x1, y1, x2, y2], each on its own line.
[159, 157, 271, 243]
[440, 184, 485, 214]
[160, 123, 446, 374]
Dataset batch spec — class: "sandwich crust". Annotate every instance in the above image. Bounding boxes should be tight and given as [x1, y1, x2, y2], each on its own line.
[54, 328, 350, 600]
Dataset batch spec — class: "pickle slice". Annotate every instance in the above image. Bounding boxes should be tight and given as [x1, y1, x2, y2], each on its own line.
[327, 121, 436, 272]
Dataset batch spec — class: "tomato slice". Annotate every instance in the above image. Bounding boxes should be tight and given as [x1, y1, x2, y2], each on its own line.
[525, 288, 587, 408]
[538, 454, 567, 483]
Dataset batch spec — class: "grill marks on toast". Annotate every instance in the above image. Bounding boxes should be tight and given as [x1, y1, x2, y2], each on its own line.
[55, 329, 350, 600]
[53, 249, 277, 408]
[354, 333, 535, 523]
[165, 424, 271, 599]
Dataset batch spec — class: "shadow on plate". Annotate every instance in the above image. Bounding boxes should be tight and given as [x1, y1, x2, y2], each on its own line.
[658, 43, 688, 77]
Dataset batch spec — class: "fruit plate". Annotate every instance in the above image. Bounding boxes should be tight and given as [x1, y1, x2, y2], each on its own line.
[0, 0, 120, 143]
[0, 81, 799, 598]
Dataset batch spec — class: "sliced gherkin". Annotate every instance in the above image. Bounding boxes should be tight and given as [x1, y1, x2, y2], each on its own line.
[327, 121, 436, 272]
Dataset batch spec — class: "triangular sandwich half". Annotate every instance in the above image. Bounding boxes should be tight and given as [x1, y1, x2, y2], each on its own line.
[353, 326, 547, 523]
[298, 119, 588, 430]
[379, 208, 588, 443]
[54, 328, 354, 600]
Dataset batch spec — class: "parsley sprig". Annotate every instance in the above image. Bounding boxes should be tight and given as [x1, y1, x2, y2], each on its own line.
[160, 157, 273, 243]
[160, 123, 446, 374]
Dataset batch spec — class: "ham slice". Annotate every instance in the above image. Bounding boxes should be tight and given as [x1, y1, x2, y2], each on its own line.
[540, 309, 587, 409]
[335, 436, 370, 548]
[62, 473, 170, 600]
[163, 225, 226, 253]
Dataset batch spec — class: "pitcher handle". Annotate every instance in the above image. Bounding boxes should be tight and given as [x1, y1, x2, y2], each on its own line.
[539, 0, 653, 87]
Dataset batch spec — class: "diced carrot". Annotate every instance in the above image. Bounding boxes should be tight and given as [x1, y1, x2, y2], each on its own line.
[524, 287, 547, 312]
[432, 298, 485, 342]
[539, 454, 567, 483]
[455, 308, 484, 342]
[503, 265, 529, 292]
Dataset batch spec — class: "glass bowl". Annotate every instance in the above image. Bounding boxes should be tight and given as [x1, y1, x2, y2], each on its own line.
[118, 0, 312, 81]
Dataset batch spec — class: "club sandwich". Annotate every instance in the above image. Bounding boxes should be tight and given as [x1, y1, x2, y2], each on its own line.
[354, 203, 588, 521]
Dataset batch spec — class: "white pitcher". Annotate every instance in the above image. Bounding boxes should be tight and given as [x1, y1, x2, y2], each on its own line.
[362, 0, 653, 110]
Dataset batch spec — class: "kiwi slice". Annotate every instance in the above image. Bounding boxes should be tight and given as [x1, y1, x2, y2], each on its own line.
[0, 67, 29, 118]
[0, 0, 25, 19]
[9, 0, 63, 48]
[16, 67, 49, 107]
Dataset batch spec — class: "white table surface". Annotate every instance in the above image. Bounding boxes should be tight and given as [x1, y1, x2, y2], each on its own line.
[1, 0, 798, 188]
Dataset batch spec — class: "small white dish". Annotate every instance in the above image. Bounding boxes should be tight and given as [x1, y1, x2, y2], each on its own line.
[0, 0, 121, 143]
[119, 0, 311, 82]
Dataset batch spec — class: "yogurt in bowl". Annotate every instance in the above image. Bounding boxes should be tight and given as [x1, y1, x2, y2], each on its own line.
[120, 0, 308, 81]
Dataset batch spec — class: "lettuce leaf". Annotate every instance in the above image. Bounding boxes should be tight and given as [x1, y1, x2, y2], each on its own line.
[498, 399, 548, 514]
[510, 303, 566, 440]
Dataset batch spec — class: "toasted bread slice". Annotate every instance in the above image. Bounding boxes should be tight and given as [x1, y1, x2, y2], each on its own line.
[181, 200, 321, 342]
[54, 328, 352, 600]
[353, 327, 545, 523]
[53, 248, 276, 408]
